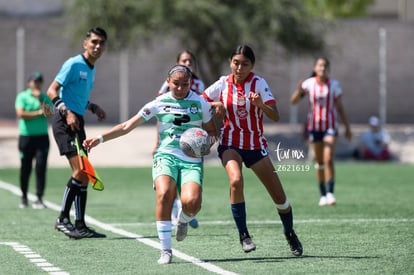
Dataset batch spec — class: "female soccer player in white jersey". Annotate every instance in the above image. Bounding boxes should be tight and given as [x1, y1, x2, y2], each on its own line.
[203, 45, 303, 257]
[83, 65, 217, 265]
[157, 50, 205, 229]
[291, 57, 352, 206]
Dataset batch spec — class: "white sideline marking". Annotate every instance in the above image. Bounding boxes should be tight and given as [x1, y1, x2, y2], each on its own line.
[0, 180, 238, 275]
[0, 242, 69, 275]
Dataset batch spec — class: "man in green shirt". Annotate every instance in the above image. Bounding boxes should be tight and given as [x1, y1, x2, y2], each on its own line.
[15, 72, 53, 208]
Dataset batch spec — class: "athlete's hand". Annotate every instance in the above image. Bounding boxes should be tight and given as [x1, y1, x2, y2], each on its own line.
[94, 105, 106, 122]
[212, 102, 225, 120]
[83, 137, 99, 152]
[41, 103, 53, 118]
[248, 91, 264, 108]
[66, 111, 80, 131]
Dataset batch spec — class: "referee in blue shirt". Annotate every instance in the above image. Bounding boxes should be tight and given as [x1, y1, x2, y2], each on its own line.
[47, 27, 107, 239]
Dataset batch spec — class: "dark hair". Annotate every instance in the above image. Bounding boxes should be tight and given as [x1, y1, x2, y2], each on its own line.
[310, 57, 330, 77]
[176, 50, 201, 79]
[86, 27, 107, 41]
[167, 64, 192, 79]
[230, 45, 255, 64]
[176, 50, 196, 64]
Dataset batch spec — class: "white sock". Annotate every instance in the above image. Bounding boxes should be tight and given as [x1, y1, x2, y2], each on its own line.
[171, 198, 182, 226]
[156, 221, 172, 251]
[178, 209, 194, 224]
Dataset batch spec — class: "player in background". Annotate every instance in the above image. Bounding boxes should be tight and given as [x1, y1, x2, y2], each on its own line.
[47, 27, 107, 239]
[83, 65, 217, 265]
[157, 50, 205, 229]
[203, 45, 303, 256]
[15, 72, 53, 209]
[158, 50, 205, 95]
[290, 57, 352, 206]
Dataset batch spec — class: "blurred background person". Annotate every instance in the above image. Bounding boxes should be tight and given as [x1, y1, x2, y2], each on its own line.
[291, 57, 352, 207]
[15, 72, 53, 209]
[357, 116, 391, 161]
[158, 50, 205, 95]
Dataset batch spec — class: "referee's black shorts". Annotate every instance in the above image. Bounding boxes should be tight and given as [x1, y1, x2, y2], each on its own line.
[51, 111, 86, 158]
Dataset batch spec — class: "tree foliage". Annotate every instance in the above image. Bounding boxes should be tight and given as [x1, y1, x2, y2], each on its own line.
[65, 0, 372, 82]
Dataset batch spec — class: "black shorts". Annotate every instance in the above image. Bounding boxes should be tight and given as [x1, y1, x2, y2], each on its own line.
[217, 145, 269, 168]
[308, 128, 338, 143]
[18, 134, 49, 156]
[51, 111, 86, 158]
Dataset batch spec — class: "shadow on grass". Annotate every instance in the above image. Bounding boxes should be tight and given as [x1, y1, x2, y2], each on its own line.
[202, 254, 380, 263]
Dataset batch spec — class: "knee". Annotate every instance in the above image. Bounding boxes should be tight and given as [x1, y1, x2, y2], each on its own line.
[324, 157, 334, 166]
[181, 195, 201, 216]
[72, 169, 88, 184]
[229, 176, 243, 192]
[157, 190, 174, 206]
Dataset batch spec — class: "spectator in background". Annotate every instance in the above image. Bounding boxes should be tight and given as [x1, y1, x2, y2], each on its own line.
[358, 116, 391, 161]
[15, 72, 53, 209]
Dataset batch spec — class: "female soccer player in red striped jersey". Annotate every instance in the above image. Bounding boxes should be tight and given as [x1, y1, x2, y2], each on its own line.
[203, 45, 302, 257]
[291, 57, 352, 206]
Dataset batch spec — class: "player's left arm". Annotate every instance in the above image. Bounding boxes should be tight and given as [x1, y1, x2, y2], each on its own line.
[87, 101, 106, 122]
[335, 96, 352, 140]
[249, 79, 280, 122]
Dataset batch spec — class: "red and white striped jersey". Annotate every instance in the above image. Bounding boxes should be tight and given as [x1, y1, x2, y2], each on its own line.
[301, 77, 342, 132]
[203, 72, 276, 150]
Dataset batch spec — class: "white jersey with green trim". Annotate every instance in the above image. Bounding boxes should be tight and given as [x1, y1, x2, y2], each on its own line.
[138, 91, 213, 163]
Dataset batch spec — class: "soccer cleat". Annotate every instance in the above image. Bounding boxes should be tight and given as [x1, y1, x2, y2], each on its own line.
[19, 197, 28, 209]
[240, 233, 256, 253]
[318, 196, 328, 206]
[326, 192, 336, 205]
[189, 218, 199, 229]
[32, 199, 46, 209]
[285, 231, 303, 256]
[157, 249, 172, 264]
[54, 217, 77, 238]
[71, 226, 107, 239]
[175, 221, 188, 241]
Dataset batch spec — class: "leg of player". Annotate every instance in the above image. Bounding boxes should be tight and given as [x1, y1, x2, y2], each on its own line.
[222, 149, 256, 253]
[172, 195, 199, 229]
[323, 136, 337, 205]
[171, 195, 181, 227]
[312, 141, 327, 206]
[155, 175, 176, 264]
[250, 156, 303, 257]
[176, 182, 202, 242]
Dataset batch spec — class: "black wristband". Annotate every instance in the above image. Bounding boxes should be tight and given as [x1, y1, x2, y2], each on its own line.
[88, 102, 97, 114]
[52, 96, 64, 110]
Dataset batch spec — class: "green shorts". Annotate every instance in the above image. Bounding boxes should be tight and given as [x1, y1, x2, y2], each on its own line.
[152, 152, 203, 194]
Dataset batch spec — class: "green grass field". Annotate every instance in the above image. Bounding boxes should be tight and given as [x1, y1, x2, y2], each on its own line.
[0, 162, 413, 274]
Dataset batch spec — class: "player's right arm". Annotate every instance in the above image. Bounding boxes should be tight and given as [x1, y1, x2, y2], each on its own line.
[47, 80, 79, 131]
[290, 80, 305, 104]
[83, 113, 146, 151]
